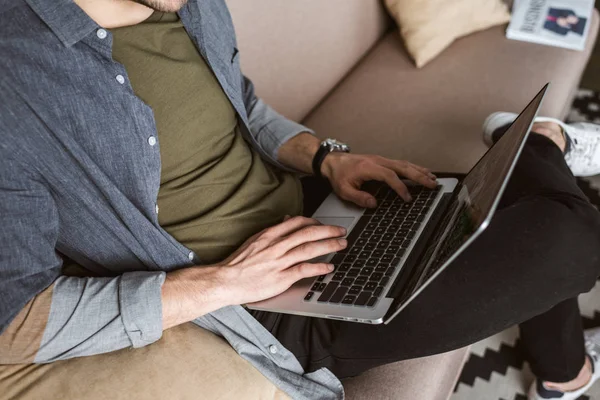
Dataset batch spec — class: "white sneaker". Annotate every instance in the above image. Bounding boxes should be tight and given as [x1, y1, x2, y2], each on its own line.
[528, 327, 600, 399]
[483, 112, 600, 177]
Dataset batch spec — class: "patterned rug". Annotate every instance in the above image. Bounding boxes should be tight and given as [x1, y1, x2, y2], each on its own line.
[451, 89, 600, 400]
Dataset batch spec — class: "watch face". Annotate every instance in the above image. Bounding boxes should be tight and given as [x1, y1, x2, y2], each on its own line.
[325, 138, 350, 152]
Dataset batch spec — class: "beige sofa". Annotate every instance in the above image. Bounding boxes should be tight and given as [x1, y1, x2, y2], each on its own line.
[2, 2, 597, 400]
[226, 0, 599, 398]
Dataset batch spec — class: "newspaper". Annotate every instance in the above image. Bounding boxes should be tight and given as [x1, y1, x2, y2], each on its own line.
[506, 0, 594, 50]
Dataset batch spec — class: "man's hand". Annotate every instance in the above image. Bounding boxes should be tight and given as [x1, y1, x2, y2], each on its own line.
[162, 217, 346, 329]
[321, 152, 438, 208]
[277, 133, 437, 208]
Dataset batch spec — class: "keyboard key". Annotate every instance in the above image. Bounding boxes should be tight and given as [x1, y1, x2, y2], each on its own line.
[367, 297, 378, 307]
[366, 222, 378, 231]
[392, 257, 402, 265]
[374, 227, 386, 235]
[348, 285, 362, 295]
[364, 282, 378, 292]
[358, 251, 371, 259]
[317, 275, 326, 281]
[347, 268, 360, 277]
[355, 292, 371, 306]
[346, 216, 370, 245]
[311, 282, 326, 292]
[353, 259, 366, 268]
[371, 216, 382, 223]
[348, 247, 361, 255]
[356, 238, 368, 246]
[341, 278, 354, 287]
[342, 295, 356, 305]
[304, 292, 314, 301]
[332, 272, 345, 281]
[382, 233, 395, 241]
[374, 286, 384, 297]
[372, 249, 384, 258]
[338, 263, 351, 273]
[386, 245, 399, 253]
[344, 255, 357, 263]
[370, 272, 383, 281]
[384, 267, 395, 276]
[375, 264, 388, 272]
[364, 243, 376, 251]
[377, 241, 390, 249]
[329, 287, 348, 303]
[317, 282, 339, 302]
[331, 253, 345, 264]
[366, 258, 378, 267]
[381, 277, 390, 286]
[355, 276, 368, 285]
[370, 234, 382, 242]
[359, 267, 374, 276]
[381, 254, 393, 263]
[391, 237, 403, 246]
[381, 201, 392, 208]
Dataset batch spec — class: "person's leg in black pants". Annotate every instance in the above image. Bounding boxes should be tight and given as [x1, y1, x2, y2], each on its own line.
[250, 131, 600, 385]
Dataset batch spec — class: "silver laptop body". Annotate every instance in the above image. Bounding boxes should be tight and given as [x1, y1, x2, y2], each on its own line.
[248, 85, 548, 324]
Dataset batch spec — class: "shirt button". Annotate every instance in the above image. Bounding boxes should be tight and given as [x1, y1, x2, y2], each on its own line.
[188, 251, 195, 261]
[96, 29, 107, 39]
[269, 345, 278, 354]
[155, 204, 159, 214]
[148, 136, 157, 146]
[116, 75, 125, 84]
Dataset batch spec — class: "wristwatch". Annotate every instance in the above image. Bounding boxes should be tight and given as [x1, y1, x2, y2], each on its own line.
[312, 138, 351, 179]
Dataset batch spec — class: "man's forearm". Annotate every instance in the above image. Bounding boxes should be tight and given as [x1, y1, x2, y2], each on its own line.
[277, 132, 346, 179]
[161, 266, 230, 330]
[276, 132, 322, 174]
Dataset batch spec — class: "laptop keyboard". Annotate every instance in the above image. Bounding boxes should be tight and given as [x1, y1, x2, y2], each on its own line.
[304, 184, 441, 307]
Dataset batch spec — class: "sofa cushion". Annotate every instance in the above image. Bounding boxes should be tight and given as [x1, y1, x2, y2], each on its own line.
[384, 0, 510, 67]
[226, 0, 390, 122]
[302, 11, 599, 173]
[0, 323, 289, 400]
[343, 347, 470, 400]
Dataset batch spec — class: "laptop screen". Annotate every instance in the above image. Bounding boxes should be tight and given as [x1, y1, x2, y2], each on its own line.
[385, 85, 547, 319]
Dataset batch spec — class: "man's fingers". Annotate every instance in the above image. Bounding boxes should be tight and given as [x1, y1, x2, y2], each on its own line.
[340, 185, 377, 208]
[263, 216, 321, 239]
[282, 237, 347, 267]
[284, 262, 335, 284]
[275, 224, 347, 255]
[383, 160, 437, 189]
[369, 166, 412, 201]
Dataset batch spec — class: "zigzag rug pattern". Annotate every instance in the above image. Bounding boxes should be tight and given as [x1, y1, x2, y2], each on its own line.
[451, 89, 600, 400]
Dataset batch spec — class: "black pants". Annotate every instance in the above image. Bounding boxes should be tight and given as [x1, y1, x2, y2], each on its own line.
[250, 133, 600, 383]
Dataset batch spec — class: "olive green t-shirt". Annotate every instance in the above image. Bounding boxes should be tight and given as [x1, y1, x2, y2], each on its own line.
[110, 12, 302, 263]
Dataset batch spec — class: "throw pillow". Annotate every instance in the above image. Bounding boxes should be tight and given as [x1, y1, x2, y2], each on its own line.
[384, 0, 511, 67]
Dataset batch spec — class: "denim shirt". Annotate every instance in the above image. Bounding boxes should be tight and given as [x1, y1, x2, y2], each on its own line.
[0, 0, 343, 398]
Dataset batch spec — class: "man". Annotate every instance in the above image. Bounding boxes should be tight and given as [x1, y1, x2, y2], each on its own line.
[544, 8, 587, 36]
[1, 0, 600, 399]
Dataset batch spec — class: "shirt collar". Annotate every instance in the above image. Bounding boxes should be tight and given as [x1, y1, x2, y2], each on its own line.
[26, 0, 98, 47]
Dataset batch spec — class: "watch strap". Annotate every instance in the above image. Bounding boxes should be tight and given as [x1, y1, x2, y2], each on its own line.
[312, 143, 331, 179]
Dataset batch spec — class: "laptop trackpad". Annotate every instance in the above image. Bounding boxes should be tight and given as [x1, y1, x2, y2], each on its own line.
[313, 216, 356, 235]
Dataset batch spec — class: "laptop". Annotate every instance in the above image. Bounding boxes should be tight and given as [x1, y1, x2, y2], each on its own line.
[248, 84, 548, 324]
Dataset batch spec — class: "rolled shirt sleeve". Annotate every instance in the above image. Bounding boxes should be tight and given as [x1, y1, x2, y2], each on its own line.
[0, 155, 166, 364]
[241, 75, 315, 172]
